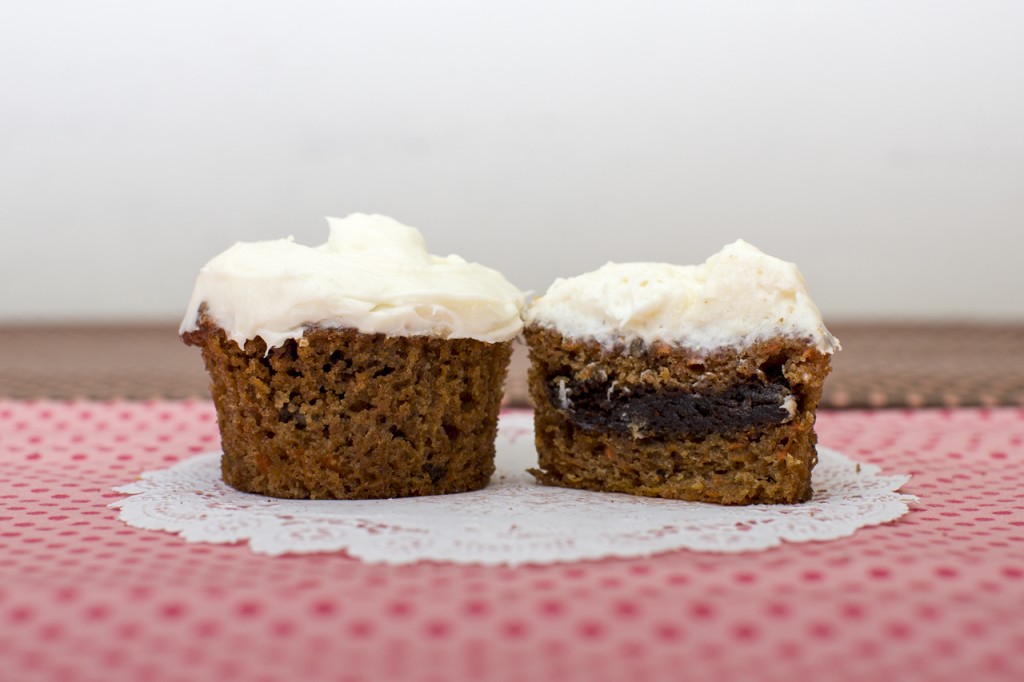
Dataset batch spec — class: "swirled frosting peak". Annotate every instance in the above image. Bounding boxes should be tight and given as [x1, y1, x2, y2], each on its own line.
[525, 240, 839, 354]
[180, 213, 525, 349]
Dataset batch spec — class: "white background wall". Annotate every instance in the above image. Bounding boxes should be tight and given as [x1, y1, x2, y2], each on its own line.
[1, 0, 1022, 322]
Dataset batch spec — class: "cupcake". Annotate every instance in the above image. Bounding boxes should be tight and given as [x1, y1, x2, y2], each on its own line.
[524, 240, 840, 505]
[180, 213, 524, 499]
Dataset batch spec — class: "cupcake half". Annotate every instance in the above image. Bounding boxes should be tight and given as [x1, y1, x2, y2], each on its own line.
[524, 240, 840, 505]
[181, 213, 524, 499]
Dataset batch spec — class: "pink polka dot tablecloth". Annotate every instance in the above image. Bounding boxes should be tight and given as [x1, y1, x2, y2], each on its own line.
[1, 401, 1023, 682]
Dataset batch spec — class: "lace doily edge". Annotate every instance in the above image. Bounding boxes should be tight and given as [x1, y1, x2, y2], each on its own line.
[108, 482, 919, 565]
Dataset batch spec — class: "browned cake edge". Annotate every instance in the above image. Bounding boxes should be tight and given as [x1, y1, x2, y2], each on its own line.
[524, 324, 832, 505]
[183, 317, 512, 499]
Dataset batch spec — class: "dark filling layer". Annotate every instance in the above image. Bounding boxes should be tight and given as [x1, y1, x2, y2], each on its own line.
[546, 377, 793, 439]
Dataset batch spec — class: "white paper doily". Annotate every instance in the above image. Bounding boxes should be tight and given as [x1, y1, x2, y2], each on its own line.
[110, 412, 915, 565]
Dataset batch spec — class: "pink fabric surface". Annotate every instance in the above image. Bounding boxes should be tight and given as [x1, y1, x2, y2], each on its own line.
[1, 401, 1022, 682]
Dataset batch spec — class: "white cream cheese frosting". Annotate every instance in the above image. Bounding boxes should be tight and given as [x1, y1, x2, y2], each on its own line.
[525, 240, 840, 354]
[180, 213, 525, 349]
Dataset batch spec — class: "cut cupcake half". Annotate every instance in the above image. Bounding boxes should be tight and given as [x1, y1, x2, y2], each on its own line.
[524, 240, 840, 505]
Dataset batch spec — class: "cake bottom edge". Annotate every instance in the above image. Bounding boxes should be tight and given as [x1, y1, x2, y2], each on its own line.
[530, 409, 818, 505]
